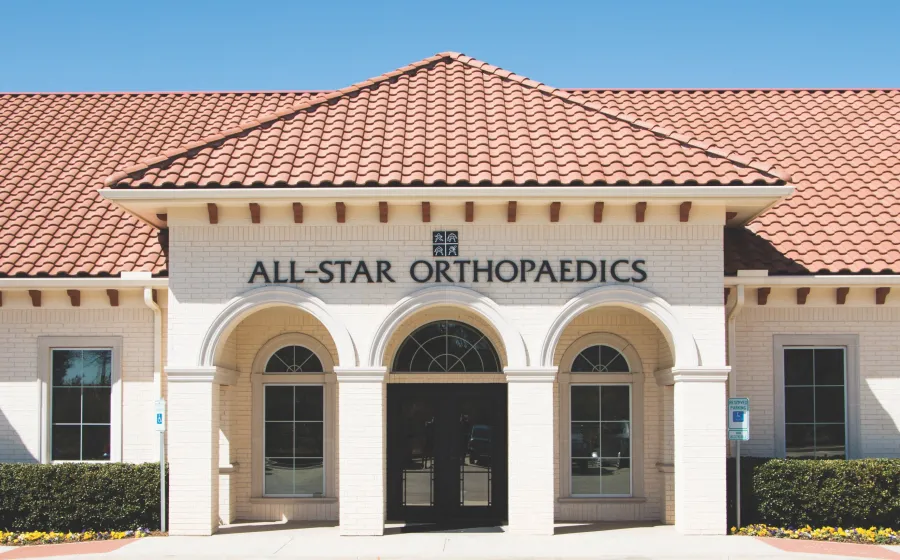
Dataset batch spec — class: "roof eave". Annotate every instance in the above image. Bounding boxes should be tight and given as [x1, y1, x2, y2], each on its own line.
[100, 184, 794, 227]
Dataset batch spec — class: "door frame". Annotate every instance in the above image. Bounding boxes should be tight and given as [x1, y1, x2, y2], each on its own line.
[386, 383, 508, 525]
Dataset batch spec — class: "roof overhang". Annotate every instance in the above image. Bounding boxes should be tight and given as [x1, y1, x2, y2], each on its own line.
[725, 274, 900, 287]
[0, 275, 169, 290]
[101, 185, 794, 228]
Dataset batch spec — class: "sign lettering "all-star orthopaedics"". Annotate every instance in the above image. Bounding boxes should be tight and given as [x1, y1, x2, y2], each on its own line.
[248, 231, 647, 285]
[248, 258, 647, 285]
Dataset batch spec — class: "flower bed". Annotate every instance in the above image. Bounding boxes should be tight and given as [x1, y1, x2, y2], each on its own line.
[732, 524, 900, 545]
[0, 529, 152, 546]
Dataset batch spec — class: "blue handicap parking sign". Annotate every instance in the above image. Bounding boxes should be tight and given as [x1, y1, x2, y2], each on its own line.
[156, 413, 163, 424]
[732, 411, 744, 422]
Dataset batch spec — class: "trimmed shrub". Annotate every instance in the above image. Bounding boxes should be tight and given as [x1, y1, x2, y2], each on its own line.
[728, 458, 900, 529]
[753, 458, 900, 528]
[0, 463, 166, 532]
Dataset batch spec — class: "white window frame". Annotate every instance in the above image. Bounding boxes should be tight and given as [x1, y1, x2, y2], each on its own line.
[569, 383, 633, 498]
[251, 333, 336, 500]
[38, 336, 123, 464]
[261, 382, 325, 498]
[773, 334, 860, 459]
[557, 333, 645, 502]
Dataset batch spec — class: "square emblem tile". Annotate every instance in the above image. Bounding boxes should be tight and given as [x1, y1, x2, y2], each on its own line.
[432, 231, 459, 257]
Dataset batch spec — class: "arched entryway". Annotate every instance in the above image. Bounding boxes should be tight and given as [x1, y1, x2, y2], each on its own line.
[198, 295, 347, 525]
[383, 317, 509, 528]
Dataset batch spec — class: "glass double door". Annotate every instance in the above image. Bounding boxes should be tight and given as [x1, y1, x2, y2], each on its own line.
[386, 384, 508, 526]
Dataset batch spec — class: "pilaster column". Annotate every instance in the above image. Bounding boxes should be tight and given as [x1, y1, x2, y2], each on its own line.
[505, 367, 557, 535]
[165, 367, 223, 536]
[671, 367, 730, 535]
[335, 367, 386, 536]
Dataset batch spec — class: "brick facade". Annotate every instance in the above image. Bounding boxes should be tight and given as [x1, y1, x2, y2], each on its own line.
[3, 206, 897, 537]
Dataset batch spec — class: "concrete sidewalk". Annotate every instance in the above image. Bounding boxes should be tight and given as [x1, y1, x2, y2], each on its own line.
[5, 523, 900, 560]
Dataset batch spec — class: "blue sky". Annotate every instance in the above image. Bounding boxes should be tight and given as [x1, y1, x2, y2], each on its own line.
[0, 0, 897, 91]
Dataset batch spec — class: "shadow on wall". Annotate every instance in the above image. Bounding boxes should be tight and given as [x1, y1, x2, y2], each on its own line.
[0, 406, 37, 463]
[861, 377, 900, 458]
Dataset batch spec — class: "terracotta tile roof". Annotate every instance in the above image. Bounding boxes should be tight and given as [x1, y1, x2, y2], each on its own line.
[0, 92, 317, 276]
[106, 53, 787, 189]
[575, 89, 900, 274]
[0, 53, 897, 277]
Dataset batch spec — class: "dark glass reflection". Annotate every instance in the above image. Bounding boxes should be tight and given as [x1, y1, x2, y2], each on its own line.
[401, 398, 435, 506]
[459, 395, 494, 507]
[571, 386, 600, 421]
[392, 321, 501, 373]
[784, 349, 814, 385]
[570, 345, 630, 373]
[814, 349, 845, 385]
[51, 349, 112, 461]
[784, 347, 847, 459]
[265, 346, 324, 373]
[570, 385, 632, 496]
[263, 385, 324, 496]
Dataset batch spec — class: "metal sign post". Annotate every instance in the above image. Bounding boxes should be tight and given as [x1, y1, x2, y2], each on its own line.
[728, 397, 750, 529]
[154, 399, 167, 532]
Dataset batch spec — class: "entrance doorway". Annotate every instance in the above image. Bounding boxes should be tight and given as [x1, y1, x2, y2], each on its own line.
[386, 384, 508, 527]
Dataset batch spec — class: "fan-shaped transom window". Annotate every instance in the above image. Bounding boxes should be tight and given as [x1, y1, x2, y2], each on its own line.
[265, 345, 324, 374]
[571, 345, 630, 373]
[392, 320, 501, 373]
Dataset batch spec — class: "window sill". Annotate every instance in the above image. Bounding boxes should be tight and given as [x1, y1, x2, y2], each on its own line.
[557, 497, 647, 504]
[250, 497, 337, 505]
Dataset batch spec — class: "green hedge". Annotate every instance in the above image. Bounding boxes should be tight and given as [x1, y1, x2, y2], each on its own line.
[728, 458, 900, 528]
[0, 463, 166, 532]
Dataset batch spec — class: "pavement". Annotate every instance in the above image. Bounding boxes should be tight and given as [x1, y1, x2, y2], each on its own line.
[1, 522, 899, 560]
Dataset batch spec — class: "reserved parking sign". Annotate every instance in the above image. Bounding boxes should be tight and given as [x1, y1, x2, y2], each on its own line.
[728, 397, 750, 441]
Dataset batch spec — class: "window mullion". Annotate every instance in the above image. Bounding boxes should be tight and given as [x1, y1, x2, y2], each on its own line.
[811, 350, 817, 456]
[292, 385, 297, 496]
[79, 350, 85, 461]
[597, 387, 603, 495]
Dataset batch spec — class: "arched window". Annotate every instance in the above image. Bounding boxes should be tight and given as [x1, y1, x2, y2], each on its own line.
[392, 320, 501, 373]
[265, 345, 324, 373]
[561, 335, 640, 498]
[260, 344, 325, 497]
[570, 344, 630, 373]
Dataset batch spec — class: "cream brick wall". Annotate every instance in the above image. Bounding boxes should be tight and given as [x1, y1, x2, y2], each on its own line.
[163, 216, 727, 533]
[734, 304, 900, 458]
[674, 379, 726, 535]
[165, 220, 727, 371]
[167, 377, 220, 535]
[0, 292, 159, 464]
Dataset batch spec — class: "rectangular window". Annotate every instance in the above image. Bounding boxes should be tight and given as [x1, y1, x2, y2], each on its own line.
[263, 384, 324, 496]
[51, 349, 112, 461]
[570, 384, 631, 496]
[783, 347, 846, 459]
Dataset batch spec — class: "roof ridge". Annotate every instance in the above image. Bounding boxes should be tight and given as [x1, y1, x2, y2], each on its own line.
[0, 90, 330, 96]
[103, 53, 453, 187]
[105, 51, 791, 187]
[444, 52, 792, 183]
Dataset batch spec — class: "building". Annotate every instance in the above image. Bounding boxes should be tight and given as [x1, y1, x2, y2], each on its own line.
[1, 52, 898, 537]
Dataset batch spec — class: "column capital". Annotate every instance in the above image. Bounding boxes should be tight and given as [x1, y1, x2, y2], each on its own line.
[334, 366, 387, 383]
[504, 367, 557, 383]
[654, 366, 730, 386]
[166, 366, 238, 385]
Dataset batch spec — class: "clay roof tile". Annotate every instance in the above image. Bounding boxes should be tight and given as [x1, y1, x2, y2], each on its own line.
[1, 55, 895, 276]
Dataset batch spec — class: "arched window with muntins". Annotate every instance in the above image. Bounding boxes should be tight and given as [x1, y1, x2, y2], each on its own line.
[264, 345, 324, 373]
[570, 344, 630, 373]
[392, 320, 501, 373]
